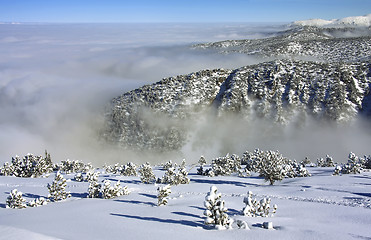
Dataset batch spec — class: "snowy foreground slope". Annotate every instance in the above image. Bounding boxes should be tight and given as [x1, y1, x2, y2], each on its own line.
[1, 167, 370, 240]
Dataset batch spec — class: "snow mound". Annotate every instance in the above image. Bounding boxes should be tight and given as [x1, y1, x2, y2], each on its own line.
[293, 14, 371, 28]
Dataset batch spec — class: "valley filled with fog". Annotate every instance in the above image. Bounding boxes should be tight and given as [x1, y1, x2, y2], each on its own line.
[0, 22, 370, 165]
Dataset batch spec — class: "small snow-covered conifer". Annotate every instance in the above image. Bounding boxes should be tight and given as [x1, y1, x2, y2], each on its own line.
[242, 191, 277, 217]
[138, 162, 156, 184]
[174, 160, 190, 185]
[157, 184, 171, 206]
[259, 151, 286, 185]
[161, 166, 176, 185]
[6, 189, 27, 209]
[363, 155, 371, 169]
[74, 172, 84, 182]
[317, 155, 335, 167]
[47, 172, 71, 202]
[88, 180, 101, 198]
[121, 162, 137, 176]
[162, 160, 176, 171]
[86, 170, 99, 182]
[209, 154, 242, 176]
[204, 186, 231, 229]
[197, 156, 207, 175]
[334, 152, 363, 175]
[57, 159, 85, 174]
[1, 152, 53, 178]
[101, 180, 129, 199]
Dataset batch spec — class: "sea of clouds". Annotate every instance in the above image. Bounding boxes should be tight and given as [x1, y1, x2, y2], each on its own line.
[0, 23, 370, 165]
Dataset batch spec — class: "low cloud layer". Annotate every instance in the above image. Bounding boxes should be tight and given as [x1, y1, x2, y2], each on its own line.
[0, 23, 369, 166]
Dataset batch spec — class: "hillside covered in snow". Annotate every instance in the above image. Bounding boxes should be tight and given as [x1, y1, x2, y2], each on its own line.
[292, 14, 371, 28]
[1, 156, 371, 240]
[104, 59, 371, 153]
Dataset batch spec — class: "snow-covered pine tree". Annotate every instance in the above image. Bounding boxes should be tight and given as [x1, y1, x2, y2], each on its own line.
[6, 189, 27, 209]
[317, 155, 335, 167]
[242, 149, 264, 172]
[88, 179, 101, 198]
[242, 191, 277, 217]
[157, 184, 171, 206]
[74, 172, 84, 182]
[161, 165, 176, 185]
[203, 186, 231, 230]
[0, 162, 13, 176]
[47, 172, 71, 202]
[334, 152, 363, 175]
[242, 191, 258, 217]
[0, 152, 53, 178]
[86, 170, 99, 182]
[197, 156, 207, 175]
[121, 162, 137, 176]
[101, 180, 129, 199]
[363, 155, 371, 169]
[138, 162, 156, 184]
[162, 160, 176, 171]
[258, 151, 286, 185]
[57, 159, 85, 174]
[174, 160, 190, 185]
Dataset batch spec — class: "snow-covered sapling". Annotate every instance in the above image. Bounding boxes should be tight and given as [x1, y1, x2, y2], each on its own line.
[317, 155, 335, 167]
[86, 170, 99, 182]
[174, 160, 190, 185]
[258, 151, 286, 185]
[101, 180, 129, 199]
[6, 189, 27, 209]
[121, 162, 137, 176]
[204, 186, 231, 230]
[334, 152, 363, 175]
[157, 184, 171, 206]
[88, 179, 101, 198]
[47, 171, 71, 202]
[242, 191, 277, 217]
[138, 162, 156, 184]
[197, 156, 207, 175]
[74, 172, 84, 182]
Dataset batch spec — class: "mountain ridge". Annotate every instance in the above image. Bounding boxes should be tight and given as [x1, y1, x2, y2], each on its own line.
[103, 59, 371, 152]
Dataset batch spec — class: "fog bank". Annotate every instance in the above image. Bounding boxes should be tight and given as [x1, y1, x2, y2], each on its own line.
[0, 23, 370, 166]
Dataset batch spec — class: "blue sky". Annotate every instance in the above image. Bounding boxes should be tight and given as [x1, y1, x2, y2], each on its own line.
[1, 0, 370, 23]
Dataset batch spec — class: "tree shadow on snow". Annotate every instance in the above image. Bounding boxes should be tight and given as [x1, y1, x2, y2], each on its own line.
[139, 193, 157, 199]
[352, 192, 371, 198]
[227, 208, 241, 216]
[106, 178, 141, 184]
[70, 192, 88, 198]
[171, 211, 203, 219]
[114, 199, 156, 207]
[110, 213, 204, 228]
[190, 178, 259, 187]
[22, 193, 45, 199]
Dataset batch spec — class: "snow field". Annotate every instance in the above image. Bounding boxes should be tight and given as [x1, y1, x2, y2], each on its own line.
[1, 167, 371, 240]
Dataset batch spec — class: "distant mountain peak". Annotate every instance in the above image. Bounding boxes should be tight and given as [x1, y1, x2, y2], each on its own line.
[292, 14, 371, 28]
